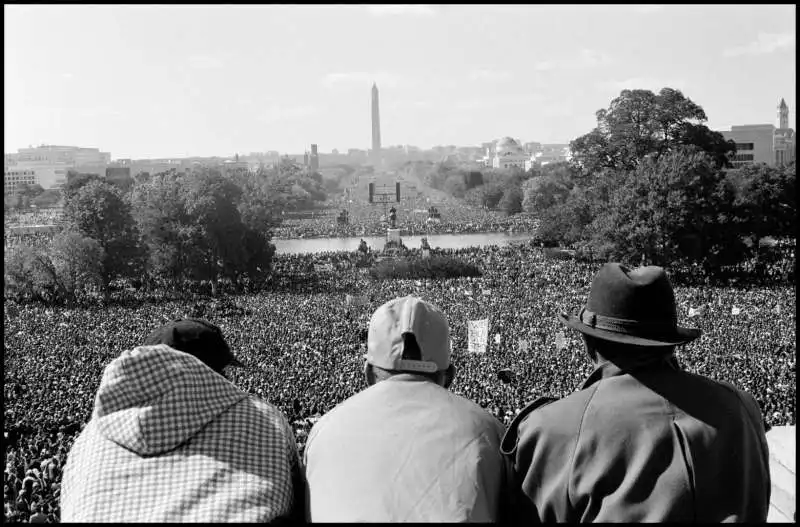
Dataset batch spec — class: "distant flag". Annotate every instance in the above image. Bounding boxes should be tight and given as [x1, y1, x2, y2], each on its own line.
[731, 306, 742, 316]
[494, 333, 502, 345]
[555, 331, 567, 351]
[518, 339, 530, 353]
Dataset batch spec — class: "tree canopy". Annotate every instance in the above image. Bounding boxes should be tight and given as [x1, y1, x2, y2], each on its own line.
[62, 179, 145, 286]
[570, 88, 736, 174]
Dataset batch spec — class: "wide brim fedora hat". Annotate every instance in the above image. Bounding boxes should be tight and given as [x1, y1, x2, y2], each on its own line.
[559, 263, 701, 347]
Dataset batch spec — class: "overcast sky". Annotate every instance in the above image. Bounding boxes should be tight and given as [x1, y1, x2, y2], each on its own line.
[4, 4, 796, 159]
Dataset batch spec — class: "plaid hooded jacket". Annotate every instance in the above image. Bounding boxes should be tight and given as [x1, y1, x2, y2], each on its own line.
[60, 345, 302, 522]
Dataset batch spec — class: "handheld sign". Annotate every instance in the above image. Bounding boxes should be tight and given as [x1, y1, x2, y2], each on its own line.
[468, 319, 489, 354]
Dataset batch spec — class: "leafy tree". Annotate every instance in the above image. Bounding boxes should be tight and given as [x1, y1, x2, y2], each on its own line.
[32, 189, 62, 209]
[4, 244, 60, 304]
[62, 179, 145, 287]
[463, 171, 484, 191]
[130, 172, 188, 283]
[522, 173, 571, 215]
[63, 171, 104, 202]
[131, 170, 275, 292]
[465, 181, 504, 209]
[178, 170, 246, 286]
[570, 88, 736, 174]
[443, 173, 467, 198]
[587, 148, 745, 266]
[729, 162, 797, 251]
[105, 167, 135, 195]
[49, 231, 106, 301]
[498, 185, 523, 215]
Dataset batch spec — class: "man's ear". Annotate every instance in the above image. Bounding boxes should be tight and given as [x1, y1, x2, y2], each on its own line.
[442, 364, 456, 389]
[364, 362, 376, 387]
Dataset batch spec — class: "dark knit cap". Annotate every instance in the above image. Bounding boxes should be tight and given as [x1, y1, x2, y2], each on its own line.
[143, 318, 244, 372]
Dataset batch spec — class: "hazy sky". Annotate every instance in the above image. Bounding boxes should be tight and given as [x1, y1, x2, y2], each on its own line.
[4, 4, 796, 159]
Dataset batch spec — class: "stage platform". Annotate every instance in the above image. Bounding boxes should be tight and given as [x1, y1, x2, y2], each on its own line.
[767, 425, 795, 523]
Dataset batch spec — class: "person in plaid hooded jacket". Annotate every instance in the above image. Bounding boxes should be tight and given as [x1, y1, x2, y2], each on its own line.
[60, 318, 304, 522]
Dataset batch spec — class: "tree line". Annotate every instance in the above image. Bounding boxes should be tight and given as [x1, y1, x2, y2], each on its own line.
[4, 160, 328, 304]
[423, 87, 796, 269]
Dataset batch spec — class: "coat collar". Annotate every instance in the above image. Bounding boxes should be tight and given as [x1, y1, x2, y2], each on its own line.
[581, 355, 679, 390]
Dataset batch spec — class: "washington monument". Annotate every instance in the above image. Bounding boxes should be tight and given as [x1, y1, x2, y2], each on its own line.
[371, 82, 381, 167]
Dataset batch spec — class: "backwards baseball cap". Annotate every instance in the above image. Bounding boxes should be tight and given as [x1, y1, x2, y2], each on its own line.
[143, 318, 244, 372]
[366, 296, 451, 374]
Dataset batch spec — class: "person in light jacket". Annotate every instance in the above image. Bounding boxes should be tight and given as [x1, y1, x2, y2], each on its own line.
[502, 263, 771, 522]
[304, 296, 515, 522]
[61, 318, 304, 522]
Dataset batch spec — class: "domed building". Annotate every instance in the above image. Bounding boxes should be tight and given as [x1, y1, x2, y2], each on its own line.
[489, 137, 528, 169]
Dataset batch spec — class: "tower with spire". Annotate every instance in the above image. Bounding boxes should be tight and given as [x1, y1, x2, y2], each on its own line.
[778, 98, 789, 130]
[371, 82, 382, 167]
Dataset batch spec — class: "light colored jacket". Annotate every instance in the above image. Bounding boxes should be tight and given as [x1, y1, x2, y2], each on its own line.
[304, 374, 512, 522]
[502, 357, 771, 522]
[61, 345, 301, 522]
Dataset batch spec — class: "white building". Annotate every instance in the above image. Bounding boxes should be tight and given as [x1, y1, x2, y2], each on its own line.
[4, 145, 111, 190]
[720, 98, 796, 168]
[489, 137, 528, 170]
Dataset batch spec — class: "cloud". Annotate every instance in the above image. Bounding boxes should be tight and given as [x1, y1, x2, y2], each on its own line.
[322, 71, 405, 89]
[259, 104, 316, 124]
[364, 4, 436, 16]
[723, 32, 795, 58]
[468, 69, 513, 82]
[597, 78, 687, 93]
[533, 48, 612, 71]
[61, 73, 74, 79]
[188, 54, 225, 70]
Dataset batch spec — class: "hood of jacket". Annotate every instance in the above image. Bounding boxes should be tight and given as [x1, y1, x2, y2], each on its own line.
[91, 344, 247, 456]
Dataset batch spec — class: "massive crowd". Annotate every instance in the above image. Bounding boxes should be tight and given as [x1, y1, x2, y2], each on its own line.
[271, 200, 540, 239]
[4, 210, 64, 228]
[4, 242, 796, 522]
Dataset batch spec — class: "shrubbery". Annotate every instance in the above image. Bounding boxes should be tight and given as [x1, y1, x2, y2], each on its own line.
[369, 255, 482, 280]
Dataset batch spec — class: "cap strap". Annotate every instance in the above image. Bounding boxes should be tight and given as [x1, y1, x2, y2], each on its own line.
[395, 359, 439, 373]
[579, 308, 676, 335]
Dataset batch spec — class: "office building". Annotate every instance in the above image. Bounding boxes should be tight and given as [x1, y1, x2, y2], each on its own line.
[720, 98, 795, 168]
[4, 144, 111, 189]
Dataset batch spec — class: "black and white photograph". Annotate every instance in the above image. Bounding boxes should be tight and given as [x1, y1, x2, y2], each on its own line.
[4, 4, 795, 523]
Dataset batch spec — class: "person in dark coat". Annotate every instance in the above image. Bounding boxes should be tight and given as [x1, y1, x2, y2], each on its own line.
[502, 263, 771, 522]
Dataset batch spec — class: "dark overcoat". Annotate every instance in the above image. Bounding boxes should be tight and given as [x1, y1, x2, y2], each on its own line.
[502, 358, 771, 522]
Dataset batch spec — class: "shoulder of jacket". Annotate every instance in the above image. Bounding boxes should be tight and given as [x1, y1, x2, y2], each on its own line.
[500, 396, 558, 456]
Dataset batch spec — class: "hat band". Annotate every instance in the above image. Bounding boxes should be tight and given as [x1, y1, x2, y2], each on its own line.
[579, 307, 676, 336]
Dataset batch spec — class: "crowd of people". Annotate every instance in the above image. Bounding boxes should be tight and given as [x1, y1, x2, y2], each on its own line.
[4, 210, 64, 228]
[271, 201, 540, 239]
[3, 242, 796, 522]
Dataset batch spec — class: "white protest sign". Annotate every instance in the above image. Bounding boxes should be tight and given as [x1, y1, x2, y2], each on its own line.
[555, 331, 567, 351]
[467, 319, 489, 354]
[345, 295, 368, 306]
[688, 306, 704, 318]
